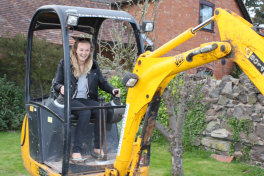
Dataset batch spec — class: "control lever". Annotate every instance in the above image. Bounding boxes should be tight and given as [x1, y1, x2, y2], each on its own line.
[112, 90, 121, 105]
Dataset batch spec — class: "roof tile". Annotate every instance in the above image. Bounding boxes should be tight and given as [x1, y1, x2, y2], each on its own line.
[0, 0, 110, 42]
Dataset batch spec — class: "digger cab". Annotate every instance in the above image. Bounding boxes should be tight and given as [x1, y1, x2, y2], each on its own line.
[22, 5, 149, 175]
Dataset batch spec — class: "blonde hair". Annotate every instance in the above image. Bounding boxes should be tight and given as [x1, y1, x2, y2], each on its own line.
[70, 40, 94, 78]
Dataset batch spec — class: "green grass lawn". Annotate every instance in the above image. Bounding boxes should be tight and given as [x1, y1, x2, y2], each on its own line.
[149, 139, 264, 176]
[0, 131, 29, 176]
[0, 131, 263, 176]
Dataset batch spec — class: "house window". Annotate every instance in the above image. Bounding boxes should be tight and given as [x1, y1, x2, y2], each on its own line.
[199, 0, 214, 32]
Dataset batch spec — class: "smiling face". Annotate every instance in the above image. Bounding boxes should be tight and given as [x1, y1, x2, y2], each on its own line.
[76, 42, 91, 63]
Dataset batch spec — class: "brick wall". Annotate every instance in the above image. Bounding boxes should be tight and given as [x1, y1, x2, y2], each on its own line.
[124, 0, 245, 79]
[0, 0, 248, 79]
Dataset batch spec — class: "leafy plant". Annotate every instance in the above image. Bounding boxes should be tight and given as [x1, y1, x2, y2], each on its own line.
[154, 75, 208, 149]
[152, 99, 169, 142]
[183, 83, 208, 151]
[0, 32, 63, 98]
[0, 32, 27, 88]
[230, 63, 243, 78]
[228, 117, 253, 160]
[0, 75, 25, 131]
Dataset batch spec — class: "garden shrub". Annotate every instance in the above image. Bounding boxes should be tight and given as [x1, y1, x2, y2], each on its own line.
[152, 99, 168, 142]
[183, 83, 207, 151]
[0, 32, 63, 98]
[228, 117, 253, 160]
[0, 75, 25, 131]
[230, 63, 243, 78]
[154, 76, 208, 150]
[0, 32, 63, 130]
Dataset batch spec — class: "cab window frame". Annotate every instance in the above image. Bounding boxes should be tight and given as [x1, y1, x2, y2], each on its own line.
[199, 0, 215, 32]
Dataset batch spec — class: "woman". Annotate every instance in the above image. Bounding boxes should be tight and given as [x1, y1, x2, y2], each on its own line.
[54, 37, 120, 160]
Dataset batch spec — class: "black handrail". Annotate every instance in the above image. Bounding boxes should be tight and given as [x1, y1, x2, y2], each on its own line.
[71, 105, 126, 111]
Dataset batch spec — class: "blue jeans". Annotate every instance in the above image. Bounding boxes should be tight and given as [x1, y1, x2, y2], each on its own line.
[71, 98, 104, 153]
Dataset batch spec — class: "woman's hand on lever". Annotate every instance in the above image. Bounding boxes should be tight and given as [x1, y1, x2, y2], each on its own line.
[60, 86, 64, 95]
[112, 89, 120, 97]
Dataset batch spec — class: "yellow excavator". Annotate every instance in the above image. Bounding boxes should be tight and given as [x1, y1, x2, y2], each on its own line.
[21, 5, 264, 176]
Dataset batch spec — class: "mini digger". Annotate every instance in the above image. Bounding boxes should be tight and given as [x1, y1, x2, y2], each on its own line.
[21, 5, 264, 176]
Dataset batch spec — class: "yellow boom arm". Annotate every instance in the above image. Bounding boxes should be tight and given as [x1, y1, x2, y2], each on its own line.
[106, 8, 264, 176]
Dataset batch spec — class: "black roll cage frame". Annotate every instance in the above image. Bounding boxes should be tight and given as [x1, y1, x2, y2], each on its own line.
[25, 5, 145, 175]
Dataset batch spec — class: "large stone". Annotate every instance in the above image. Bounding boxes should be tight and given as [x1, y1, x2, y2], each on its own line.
[248, 92, 257, 105]
[218, 95, 230, 105]
[221, 82, 233, 96]
[251, 113, 262, 122]
[211, 129, 231, 139]
[209, 88, 220, 98]
[245, 105, 254, 115]
[220, 81, 239, 99]
[248, 133, 259, 144]
[234, 105, 244, 117]
[226, 108, 234, 118]
[206, 120, 220, 132]
[219, 76, 233, 89]
[208, 79, 218, 88]
[250, 146, 264, 162]
[220, 121, 233, 132]
[215, 80, 221, 87]
[258, 140, 264, 146]
[238, 94, 247, 104]
[219, 81, 227, 90]
[202, 85, 210, 97]
[201, 137, 231, 152]
[215, 105, 223, 112]
[226, 100, 238, 108]
[232, 93, 239, 99]
[216, 109, 227, 117]
[234, 151, 243, 159]
[257, 94, 264, 105]
[205, 116, 217, 122]
[234, 142, 242, 151]
[204, 97, 219, 104]
[193, 138, 201, 146]
[232, 85, 240, 96]
[206, 109, 216, 116]
[244, 83, 253, 92]
[238, 84, 246, 93]
[233, 105, 250, 120]
[247, 83, 256, 93]
[230, 77, 239, 85]
[255, 103, 264, 114]
[239, 132, 248, 142]
[256, 124, 264, 140]
[240, 73, 250, 84]
[253, 86, 260, 93]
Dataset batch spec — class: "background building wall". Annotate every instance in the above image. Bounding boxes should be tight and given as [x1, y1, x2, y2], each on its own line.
[123, 0, 247, 79]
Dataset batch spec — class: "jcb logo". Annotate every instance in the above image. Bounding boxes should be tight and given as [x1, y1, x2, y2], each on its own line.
[248, 52, 264, 75]
[246, 48, 264, 76]
[175, 55, 184, 67]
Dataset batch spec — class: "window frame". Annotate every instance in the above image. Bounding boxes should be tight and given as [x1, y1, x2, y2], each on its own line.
[199, 0, 215, 32]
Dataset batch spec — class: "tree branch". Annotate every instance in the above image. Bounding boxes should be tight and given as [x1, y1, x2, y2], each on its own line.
[155, 121, 173, 142]
[163, 87, 177, 130]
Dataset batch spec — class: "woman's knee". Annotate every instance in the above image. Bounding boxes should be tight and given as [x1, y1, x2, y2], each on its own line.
[77, 110, 92, 123]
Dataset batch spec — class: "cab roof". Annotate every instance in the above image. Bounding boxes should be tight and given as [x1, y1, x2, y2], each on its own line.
[33, 5, 137, 31]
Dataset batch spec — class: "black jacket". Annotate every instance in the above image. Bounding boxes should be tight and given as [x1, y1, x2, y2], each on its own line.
[54, 59, 114, 100]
